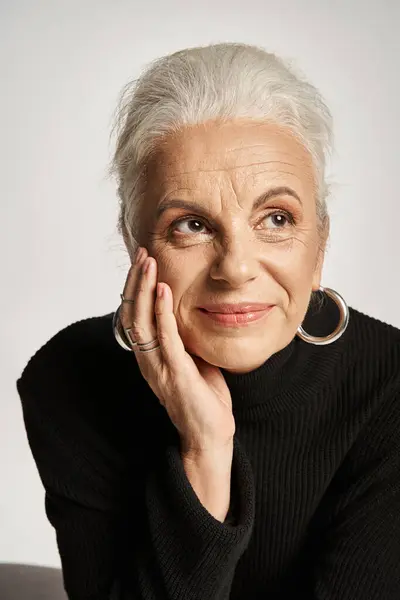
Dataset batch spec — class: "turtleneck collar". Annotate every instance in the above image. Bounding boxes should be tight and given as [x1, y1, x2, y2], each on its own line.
[220, 295, 346, 417]
[221, 337, 297, 402]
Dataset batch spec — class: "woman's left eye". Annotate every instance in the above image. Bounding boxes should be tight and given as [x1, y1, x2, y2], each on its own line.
[263, 212, 291, 229]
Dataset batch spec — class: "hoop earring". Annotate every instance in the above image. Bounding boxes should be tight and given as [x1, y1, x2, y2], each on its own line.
[296, 286, 350, 346]
[112, 305, 133, 352]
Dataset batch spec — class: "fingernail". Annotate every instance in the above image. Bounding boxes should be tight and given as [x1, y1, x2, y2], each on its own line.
[143, 257, 151, 274]
[157, 283, 164, 299]
[135, 247, 144, 264]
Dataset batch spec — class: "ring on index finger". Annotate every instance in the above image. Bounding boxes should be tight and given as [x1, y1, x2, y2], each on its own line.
[120, 293, 135, 305]
[112, 305, 138, 351]
[124, 327, 138, 349]
[120, 293, 138, 348]
[116, 300, 161, 354]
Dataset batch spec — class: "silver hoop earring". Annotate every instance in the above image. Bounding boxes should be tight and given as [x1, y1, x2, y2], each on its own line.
[296, 286, 349, 346]
[112, 306, 134, 352]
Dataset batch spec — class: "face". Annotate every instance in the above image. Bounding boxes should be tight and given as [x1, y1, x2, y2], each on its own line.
[136, 119, 327, 374]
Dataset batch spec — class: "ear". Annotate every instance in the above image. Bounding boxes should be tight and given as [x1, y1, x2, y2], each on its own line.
[312, 216, 329, 291]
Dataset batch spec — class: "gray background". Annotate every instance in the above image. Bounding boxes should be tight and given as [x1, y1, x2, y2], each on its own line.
[1, 0, 399, 568]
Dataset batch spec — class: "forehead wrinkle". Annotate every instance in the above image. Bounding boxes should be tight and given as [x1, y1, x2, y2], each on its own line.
[225, 146, 309, 163]
[158, 143, 309, 167]
[226, 143, 301, 152]
[233, 159, 305, 171]
[251, 167, 314, 182]
[161, 159, 304, 179]
[164, 167, 312, 194]
[224, 174, 248, 213]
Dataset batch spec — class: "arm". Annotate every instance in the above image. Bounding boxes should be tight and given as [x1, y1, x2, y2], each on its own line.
[17, 367, 254, 600]
[181, 443, 234, 522]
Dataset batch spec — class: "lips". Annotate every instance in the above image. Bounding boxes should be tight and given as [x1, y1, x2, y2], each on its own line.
[200, 303, 273, 314]
[198, 305, 274, 326]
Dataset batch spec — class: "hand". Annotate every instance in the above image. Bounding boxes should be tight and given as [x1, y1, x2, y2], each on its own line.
[119, 246, 236, 454]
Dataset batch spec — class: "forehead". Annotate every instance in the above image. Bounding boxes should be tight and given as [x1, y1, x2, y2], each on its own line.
[149, 119, 315, 193]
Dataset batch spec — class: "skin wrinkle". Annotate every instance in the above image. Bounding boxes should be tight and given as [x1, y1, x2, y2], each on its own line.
[162, 160, 306, 175]
[136, 119, 328, 374]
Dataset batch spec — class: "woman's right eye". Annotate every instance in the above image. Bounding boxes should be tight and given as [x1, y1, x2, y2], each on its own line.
[172, 217, 211, 236]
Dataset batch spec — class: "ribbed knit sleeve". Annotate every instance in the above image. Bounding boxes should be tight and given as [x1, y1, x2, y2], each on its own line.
[17, 368, 255, 600]
[140, 439, 254, 599]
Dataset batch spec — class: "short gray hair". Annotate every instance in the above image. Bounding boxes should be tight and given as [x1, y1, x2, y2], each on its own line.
[109, 42, 334, 254]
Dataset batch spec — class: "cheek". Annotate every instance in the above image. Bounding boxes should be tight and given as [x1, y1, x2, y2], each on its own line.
[268, 236, 317, 274]
[154, 253, 196, 308]
[265, 239, 319, 307]
[156, 257, 181, 282]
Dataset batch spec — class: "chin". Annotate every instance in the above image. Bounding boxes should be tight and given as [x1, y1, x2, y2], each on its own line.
[179, 309, 293, 371]
[184, 333, 280, 373]
[219, 355, 270, 374]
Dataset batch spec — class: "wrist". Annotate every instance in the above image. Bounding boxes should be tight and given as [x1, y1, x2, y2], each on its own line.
[182, 448, 233, 522]
[181, 443, 233, 474]
[180, 437, 234, 459]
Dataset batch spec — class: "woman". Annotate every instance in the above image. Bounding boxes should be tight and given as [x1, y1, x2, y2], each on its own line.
[17, 43, 400, 600]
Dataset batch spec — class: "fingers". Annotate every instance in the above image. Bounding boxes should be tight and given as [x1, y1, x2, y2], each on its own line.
[119, 248, 147, 333]
[119, 247, 189, 384]
[132, 255, 159, 349]
[119, 248, 162, 373]
[154, 282, 187, 373]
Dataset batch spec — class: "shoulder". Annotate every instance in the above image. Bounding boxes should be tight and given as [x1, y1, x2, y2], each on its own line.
[304, 300, 400, 390]
[346, 306, 400, 373]
[17, 312, 128, 389]
[340, 306, 400, 431]
[305, 301, 400, 429]
[16, 312, 171, 455]
[334, 307, 400, 469]
[347, 305, 400, 345]
[17, 314, 151, 509]
[16, 312, 156, 433]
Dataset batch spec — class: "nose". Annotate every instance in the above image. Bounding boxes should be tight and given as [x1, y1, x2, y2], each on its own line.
[209, 238, 259, 287]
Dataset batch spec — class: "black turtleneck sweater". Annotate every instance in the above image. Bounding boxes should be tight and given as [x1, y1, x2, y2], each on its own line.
[16, 298, 400, 600]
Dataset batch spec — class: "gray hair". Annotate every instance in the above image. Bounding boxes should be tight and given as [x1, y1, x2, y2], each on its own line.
[109, 42, 334, 255]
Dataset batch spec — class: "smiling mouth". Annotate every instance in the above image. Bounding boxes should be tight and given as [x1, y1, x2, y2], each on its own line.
[198, 306, 274, 326]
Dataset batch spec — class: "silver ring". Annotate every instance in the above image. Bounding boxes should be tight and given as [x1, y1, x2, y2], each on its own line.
[112, 306, 161, 353]
[120, 293, 135, 304]
[138, 343, 161, 353]
[137, 337, 160, 353]
[123, 328, 138, 348]
[119, 295, 138, 348]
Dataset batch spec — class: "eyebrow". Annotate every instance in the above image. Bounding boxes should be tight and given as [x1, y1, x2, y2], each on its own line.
[156, 186, 302, 221]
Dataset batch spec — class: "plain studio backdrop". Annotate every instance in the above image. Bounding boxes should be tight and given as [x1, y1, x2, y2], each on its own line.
[1, 0, 399, 568]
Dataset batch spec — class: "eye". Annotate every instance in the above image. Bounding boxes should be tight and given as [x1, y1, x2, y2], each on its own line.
[262, 211, 293, 229]
[172, 217, 210, 235]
